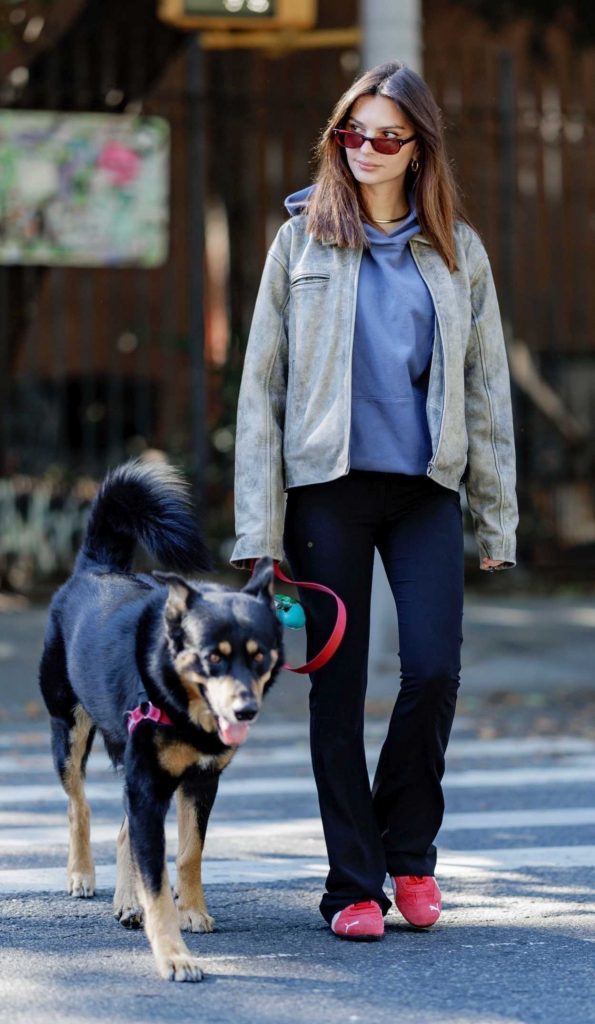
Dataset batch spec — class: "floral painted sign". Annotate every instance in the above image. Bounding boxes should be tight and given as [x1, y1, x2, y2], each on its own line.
[0, 112, 169, 266]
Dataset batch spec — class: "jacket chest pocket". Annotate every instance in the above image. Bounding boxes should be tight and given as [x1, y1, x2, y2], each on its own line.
[290, 272, 330, 290]
[287, 273, 331, 382]
[289, 272, 331, 346]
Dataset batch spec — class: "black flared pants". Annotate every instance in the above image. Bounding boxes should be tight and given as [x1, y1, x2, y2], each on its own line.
[283, 471, 464, 923]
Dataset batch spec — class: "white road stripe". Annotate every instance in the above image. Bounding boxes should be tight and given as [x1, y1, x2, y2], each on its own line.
[1, 844, 595, 893]
[440, 845, 595, 870]
[443, 766, 595, 788]
[442, 806, 595, 830]
[446, 737, 595, 757]
[3, 761, 595, 804]
[0, 782, 123, 804]
[3, 805, 595, 849]
[0, 714, 475, 751]
[3, 728, 595, 898]
[0, 735, 594, 775]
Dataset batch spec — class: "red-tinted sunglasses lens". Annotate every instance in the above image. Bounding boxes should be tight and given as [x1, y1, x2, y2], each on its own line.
[368, 136, 401, 154]
[333, 129, 401, 155]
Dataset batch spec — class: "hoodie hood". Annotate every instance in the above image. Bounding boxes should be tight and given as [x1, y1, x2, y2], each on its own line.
[284, 185, 317, 217]
[284, 184, 419, 239]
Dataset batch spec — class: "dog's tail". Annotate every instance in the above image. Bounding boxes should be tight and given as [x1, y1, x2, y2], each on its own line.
[75, 459, 212, 574]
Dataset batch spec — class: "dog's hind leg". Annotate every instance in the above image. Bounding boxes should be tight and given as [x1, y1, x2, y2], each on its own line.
[52, 704, 96, 897]
[175, 772, 220, 933]
[40, 623, 96, 897]
[113, 816, 143, 929]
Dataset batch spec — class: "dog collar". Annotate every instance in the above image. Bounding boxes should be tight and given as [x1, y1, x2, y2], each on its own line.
[126, 701, 173, 736]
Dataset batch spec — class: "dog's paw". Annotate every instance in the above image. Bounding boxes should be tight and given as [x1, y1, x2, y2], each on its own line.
[68, 871, 95, 898]
[177, 906, 215, 933]
[113, 901, 144, 929]
[157, 953, 204, 983]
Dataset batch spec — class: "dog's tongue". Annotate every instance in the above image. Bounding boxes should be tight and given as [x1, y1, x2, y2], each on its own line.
[218, 720, 251, 746]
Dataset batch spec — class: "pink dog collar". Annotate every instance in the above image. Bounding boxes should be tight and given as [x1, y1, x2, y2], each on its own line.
[126, 701, 173, 735]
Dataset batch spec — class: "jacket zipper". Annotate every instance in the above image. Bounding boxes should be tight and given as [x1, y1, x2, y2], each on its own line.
[343, 249, 364, 475]
[409, 241, 447, 476]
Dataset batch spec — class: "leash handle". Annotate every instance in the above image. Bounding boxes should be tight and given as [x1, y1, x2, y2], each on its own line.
[272, 562, 347, 675]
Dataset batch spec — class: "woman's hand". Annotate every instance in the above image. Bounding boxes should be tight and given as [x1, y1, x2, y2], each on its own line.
[481, 558, 505, 572]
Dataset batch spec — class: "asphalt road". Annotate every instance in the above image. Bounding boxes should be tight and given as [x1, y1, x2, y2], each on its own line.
[0, 589, 595, 1023]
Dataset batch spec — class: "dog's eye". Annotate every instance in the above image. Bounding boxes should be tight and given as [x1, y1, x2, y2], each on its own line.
[209, 652, 222, 664]
[253, 651, 265, 663]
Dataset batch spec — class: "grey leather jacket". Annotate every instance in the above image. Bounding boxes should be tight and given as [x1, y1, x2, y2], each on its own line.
[231, 212, 518, 569]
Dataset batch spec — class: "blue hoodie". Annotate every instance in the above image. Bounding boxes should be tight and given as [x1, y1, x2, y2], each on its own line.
[284, 186, 436, 476]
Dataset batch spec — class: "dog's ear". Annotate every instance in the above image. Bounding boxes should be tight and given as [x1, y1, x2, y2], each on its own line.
[242, 557, 275, 602]
[153, 571, 195, 619]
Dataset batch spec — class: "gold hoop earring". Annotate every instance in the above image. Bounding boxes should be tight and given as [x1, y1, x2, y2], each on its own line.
[411, 159, 419, 173]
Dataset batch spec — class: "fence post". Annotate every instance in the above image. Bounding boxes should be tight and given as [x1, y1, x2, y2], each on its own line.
[497, 49, 528, 491]
[187, 37, 207, 520]
[498, 49, 516, 339]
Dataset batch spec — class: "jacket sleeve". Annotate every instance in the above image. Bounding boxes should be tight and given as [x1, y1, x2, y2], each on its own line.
[230, 247, 290, 569]
[464, 254, 519, 568]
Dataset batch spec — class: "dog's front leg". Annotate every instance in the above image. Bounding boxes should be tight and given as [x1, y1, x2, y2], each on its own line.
[127, 779, 203, 983]
[175, 770, 220, 933]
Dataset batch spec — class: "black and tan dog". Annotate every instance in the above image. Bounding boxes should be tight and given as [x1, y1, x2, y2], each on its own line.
[39, 460, 282, 982]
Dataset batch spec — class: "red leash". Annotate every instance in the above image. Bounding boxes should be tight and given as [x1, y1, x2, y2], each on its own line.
[272, 562, 346, 675]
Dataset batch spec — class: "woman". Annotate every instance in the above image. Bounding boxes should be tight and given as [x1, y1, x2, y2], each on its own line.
[231, 61, 518, 941]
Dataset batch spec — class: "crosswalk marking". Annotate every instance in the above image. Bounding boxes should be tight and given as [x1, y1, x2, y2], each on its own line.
[3, 760, 595, 805]
[2, 805, 595, 849]
[0, 734, 593, 774]
[0, 715, 474, 750]
[0, 727, 592, 752]
[2, 844, 595, 895]
[1, 726, 595, 896]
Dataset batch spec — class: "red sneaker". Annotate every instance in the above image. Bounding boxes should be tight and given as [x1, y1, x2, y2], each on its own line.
[330, 900, 384, 941]
[392, 875, 442, 927]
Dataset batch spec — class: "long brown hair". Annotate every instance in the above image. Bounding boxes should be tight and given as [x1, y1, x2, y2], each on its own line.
[306, 61, 470, 271]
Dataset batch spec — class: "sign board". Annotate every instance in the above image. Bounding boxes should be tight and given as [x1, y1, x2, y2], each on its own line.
[158, 0, 315, 30]
[0, 111, 169, 267]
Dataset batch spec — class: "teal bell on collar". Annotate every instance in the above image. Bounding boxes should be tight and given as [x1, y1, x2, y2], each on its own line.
[274, 593, 306, 629]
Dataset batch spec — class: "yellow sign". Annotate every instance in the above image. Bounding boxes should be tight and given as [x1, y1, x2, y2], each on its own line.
[158, 0, 316, 30]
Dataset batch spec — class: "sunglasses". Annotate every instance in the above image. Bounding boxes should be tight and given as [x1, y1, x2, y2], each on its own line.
[332, 128, 416, 156]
